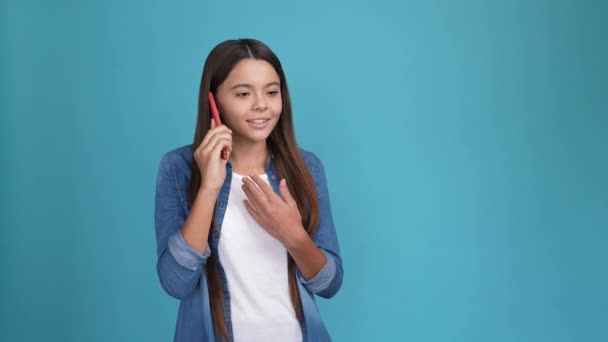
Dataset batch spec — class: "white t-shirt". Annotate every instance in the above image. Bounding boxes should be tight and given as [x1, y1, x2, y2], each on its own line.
[217, 172, 302, 342]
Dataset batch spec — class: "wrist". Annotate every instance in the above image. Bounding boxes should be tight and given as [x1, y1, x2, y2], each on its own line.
[198, 186, 220, 199]
[283, 227, 309, 251]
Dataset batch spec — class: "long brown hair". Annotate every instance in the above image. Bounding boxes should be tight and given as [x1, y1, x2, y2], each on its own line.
[188, 38, 320, 341]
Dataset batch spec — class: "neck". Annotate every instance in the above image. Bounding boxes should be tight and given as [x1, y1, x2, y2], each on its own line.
[229, 138, 270, 175]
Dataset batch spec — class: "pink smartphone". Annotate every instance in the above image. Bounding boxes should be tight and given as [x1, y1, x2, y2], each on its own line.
[208, 91, 228, 160]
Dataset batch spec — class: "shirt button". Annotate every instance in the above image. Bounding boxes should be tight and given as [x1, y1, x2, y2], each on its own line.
[271, 175, 276, 179]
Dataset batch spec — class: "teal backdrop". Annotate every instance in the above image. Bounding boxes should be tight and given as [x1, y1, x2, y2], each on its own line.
[1, 0, 606, 341]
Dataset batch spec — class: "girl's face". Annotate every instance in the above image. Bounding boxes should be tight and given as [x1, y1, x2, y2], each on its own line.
[216, 59, 282, 145]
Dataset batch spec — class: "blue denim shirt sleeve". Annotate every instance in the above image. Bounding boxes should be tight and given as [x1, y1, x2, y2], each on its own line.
[155, 152, 210, 300]
[168, 230, 211, 271]
[296, 249, 337, 293]
[296, 152, 344, 298]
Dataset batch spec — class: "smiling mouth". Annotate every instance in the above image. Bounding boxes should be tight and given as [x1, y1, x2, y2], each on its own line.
[246, 119, 270, 124]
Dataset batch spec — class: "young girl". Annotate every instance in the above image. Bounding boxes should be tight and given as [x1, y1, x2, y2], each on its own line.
[155, 38, 343, 342]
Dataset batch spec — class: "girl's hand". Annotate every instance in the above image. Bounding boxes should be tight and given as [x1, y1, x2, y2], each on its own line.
[194, 119, 232, 192]
[241, 175, 306, 248]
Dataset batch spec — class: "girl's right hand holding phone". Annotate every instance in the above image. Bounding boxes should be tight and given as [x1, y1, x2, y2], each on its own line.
[194, 119, 232, 192]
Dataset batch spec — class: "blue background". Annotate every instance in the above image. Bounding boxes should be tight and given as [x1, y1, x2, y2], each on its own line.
[1, 0, 606, 341]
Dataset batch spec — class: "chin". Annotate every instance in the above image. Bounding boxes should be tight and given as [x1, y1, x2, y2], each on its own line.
[245, 131, 272, 144]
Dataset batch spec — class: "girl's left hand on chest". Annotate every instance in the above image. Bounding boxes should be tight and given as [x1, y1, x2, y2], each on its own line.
[241, 174, 305, 247]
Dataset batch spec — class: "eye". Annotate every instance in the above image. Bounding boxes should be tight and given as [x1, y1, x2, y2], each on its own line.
[236, 92, 250, 97]
[268, 90, 279, 96]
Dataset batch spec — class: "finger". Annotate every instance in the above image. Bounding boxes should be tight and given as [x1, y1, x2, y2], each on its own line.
[243, 199, 260, 218]
[242, 178, 267, 211]
[201, 124, 232, 149]
[249, 174, 276, 202]
[207, 137, 232, 160]
[242, 184, 264, 215]
[244, 176, 270, 202]
[242, 177, 267, 203]
[203, 132, 232, 154]
[210, 118, 216, 128]
[205, 131, 232, 149]
[280, 178, 297, 208]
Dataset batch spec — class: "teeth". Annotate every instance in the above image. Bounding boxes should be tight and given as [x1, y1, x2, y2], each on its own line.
[248, 119, 268, 124]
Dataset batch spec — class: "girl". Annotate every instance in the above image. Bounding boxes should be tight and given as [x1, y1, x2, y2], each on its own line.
[154, 39, 343, 342]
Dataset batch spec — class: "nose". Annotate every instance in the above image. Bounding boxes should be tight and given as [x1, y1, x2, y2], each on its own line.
[253, 93, 268, 112]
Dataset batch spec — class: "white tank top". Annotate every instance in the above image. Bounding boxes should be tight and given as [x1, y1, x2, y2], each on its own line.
[217, 172, 302, 342]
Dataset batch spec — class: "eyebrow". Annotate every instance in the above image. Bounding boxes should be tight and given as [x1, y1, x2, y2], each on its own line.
[229, 81, 280, 90]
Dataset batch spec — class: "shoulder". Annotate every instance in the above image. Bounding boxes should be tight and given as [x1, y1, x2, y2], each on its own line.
[298, 147, 326, 180]
[157, 144, 194, 187]
[159, 144, 193, 168]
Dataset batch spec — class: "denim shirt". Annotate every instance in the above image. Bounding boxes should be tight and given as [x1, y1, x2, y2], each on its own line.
[154, 144, 343, 342]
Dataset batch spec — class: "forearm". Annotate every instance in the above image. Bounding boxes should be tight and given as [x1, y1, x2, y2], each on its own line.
[286, 229, 327, 280]
[180, 187, 219, 254]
